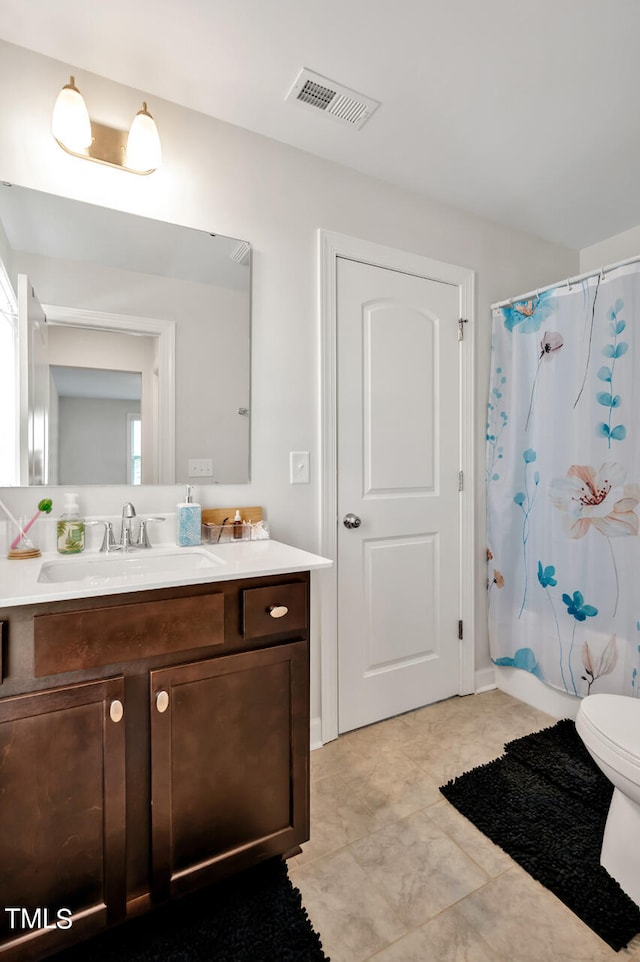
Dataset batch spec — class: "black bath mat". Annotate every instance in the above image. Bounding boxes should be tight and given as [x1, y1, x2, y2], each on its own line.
[50, 857, 329, 962]
[440, 718, 640, 951]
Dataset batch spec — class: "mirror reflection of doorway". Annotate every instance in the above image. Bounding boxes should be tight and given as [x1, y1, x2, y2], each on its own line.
[50, 366, 142, 484]
[46, 318, 162, 484]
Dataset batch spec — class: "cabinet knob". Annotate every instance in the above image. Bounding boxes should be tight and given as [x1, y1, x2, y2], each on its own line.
[110, 699, 124, 723]
[268, 604, 289, 619]
[156, 690, 170, 713]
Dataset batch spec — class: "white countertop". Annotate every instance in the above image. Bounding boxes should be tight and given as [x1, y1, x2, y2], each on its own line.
[0, 540, 333, 608]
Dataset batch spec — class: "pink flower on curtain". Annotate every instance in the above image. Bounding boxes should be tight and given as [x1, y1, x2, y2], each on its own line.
[549, 462, 640, 539]
[549, 462, 640, 615]
[582, 635, 618, 694]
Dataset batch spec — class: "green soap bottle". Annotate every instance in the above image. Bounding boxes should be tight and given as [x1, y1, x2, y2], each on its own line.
[57, 493, 85, 554]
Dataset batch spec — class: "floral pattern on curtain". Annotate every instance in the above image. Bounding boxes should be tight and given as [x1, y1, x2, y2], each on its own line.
[487, 264, 640, 699]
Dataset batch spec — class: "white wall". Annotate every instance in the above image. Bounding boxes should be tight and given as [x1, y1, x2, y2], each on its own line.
[581, 224, 640, 273]
[48, 325, 153, 481]
[58, 396, 140, 484]
[0, 39, 579, 729]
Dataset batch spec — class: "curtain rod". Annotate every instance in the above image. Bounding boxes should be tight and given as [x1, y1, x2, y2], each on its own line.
[491, 252, 640, 310]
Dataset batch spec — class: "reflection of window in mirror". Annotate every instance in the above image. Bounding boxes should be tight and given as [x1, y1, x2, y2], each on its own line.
[0, 261, 18, 485]
[128, 413, 142, 485]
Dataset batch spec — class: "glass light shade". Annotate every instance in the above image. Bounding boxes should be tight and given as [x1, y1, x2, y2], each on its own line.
[51, 77, 92, 151]
[125, 103, 162, 172]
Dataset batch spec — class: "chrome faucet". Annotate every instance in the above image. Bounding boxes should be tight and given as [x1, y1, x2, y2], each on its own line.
[120, 502, 137, 549]
[85, 519, 117, 552]
[87, 505, 166, 552]
[136, 516, 166, 547]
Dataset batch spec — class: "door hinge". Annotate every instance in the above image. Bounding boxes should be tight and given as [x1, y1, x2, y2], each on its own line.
[458, 317, 468, 341]
[458, 470, 464, 492]
[458, 620, 463, 640]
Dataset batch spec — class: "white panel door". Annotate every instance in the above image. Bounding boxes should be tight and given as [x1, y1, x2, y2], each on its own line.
[17, 275, 49, 485]
[337, 257, 461, 733]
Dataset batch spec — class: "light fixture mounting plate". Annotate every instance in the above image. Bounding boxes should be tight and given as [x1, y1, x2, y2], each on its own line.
[55, 120, 156, 175]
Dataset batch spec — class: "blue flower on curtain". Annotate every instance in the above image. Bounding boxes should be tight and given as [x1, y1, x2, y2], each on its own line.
[514, 448, 539, 617]
[562, 590, 598, 622]
[597, 299, 628, 447]
[501, 289, 555, 334]
[537, 562, 557, 588]
[537, 560, 568, 690]
[549, 462, 640, 616]
[494, 647, 543, 679]
[562, 590, 598, 694]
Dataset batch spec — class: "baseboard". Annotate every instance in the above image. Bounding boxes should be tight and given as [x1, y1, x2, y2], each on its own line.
[310, 716, 323, 752]
[311, 670, 497, 749]
[474, 665, 496, 693]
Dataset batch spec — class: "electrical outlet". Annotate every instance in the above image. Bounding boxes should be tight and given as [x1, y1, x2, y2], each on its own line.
[290, 451, 310, 484]
[188, 458, 213, 478]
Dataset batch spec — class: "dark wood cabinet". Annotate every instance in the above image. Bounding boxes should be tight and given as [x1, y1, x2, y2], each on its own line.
[150, 641, 309, 900]
[0, 677, 126, 960]
[0, 571, 310, 961]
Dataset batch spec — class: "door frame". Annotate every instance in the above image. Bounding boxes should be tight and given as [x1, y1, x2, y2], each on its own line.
[44, 304, 176, 484]
[318, 230, 476, 744]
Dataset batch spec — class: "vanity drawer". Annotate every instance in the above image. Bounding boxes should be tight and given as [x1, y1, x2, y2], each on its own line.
[34, 593, 225, 676]
[242, 582, 307, 640]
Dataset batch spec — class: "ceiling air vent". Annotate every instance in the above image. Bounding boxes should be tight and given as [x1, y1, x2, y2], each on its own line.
[286, 68, 380, 130]
[229, 240, 251, 266]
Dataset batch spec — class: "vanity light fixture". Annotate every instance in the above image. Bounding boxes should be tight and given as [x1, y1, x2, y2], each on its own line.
[52, 76, 162, 174]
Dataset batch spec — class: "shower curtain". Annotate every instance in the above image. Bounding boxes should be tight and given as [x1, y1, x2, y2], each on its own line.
[487, 261, 640, 699]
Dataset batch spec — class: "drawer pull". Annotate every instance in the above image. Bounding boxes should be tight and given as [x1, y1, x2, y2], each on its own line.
[156, 690, 170, 713]
[268, 605, 289, 619]
[110, 699, 124, 723]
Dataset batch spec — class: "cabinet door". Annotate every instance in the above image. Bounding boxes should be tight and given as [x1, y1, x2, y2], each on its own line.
[0, 677, 126, 955]
[150, 641, 309, 900]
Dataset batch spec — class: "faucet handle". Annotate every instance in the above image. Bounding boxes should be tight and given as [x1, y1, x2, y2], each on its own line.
[137, 517, 166, 548]
[86, 520, 117, 552]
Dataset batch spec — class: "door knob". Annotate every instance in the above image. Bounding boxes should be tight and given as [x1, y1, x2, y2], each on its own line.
[343, 513, 362, 529]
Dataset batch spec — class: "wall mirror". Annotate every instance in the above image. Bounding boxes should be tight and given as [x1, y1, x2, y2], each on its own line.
[0, 182, 251, 486]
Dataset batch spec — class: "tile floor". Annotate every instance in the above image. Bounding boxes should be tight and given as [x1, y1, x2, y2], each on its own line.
[288, 689, 640, 962]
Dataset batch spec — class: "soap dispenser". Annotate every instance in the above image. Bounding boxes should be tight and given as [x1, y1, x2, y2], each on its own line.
[176, 485, 201, 546]
[57, 493, 85, 555]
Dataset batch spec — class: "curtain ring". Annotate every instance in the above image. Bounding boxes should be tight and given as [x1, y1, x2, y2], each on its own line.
[600, 266, 606, 281]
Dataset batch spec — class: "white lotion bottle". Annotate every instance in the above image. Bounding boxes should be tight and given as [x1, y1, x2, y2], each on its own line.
[176, 485, 201, 546]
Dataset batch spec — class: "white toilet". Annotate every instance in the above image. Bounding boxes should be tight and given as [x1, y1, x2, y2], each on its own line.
[575, 693, 640, 907]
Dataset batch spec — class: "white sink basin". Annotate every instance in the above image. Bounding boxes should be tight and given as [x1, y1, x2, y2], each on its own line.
[38, 548, 224, 584]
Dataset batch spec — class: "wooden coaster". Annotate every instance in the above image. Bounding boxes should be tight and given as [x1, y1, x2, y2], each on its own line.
[8, 547, 41, 560]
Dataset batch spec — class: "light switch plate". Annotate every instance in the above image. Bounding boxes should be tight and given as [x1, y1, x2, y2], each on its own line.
[290, 451, 310, 484]
[188, 458, 213, 478]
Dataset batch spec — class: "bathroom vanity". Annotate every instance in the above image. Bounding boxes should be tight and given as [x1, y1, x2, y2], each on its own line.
[0, 540, 331, 961]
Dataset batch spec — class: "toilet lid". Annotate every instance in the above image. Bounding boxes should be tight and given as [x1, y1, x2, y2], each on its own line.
[579, 694, 640, 764]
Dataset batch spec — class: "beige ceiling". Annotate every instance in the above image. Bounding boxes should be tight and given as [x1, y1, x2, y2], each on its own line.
[1, 0, 638, 250]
